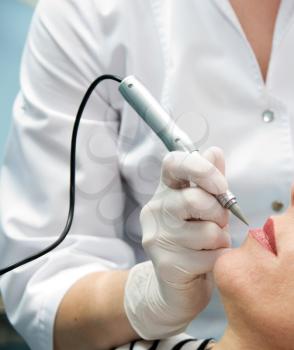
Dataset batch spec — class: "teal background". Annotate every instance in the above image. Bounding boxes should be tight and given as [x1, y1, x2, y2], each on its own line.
[0, 1, 34, 348]
[0, 0, 34, 163]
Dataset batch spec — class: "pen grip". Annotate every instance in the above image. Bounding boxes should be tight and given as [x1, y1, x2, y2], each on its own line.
[119, 75, 194, 152]
[119, 75, 236, 210]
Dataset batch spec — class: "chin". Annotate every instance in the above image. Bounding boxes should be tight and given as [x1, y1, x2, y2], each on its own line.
[213, 247, 294, 350]
[213, 247, 240, 295]
[212, 246, 255, 311]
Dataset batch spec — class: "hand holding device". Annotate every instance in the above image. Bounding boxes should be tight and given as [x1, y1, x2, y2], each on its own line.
[124, 146, 231, 339]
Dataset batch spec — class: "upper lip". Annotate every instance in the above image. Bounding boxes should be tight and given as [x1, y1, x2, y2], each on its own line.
[263, 217, 277, 255]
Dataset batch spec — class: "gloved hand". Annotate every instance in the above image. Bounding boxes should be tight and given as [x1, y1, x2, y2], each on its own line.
[124, 146, 231, 339]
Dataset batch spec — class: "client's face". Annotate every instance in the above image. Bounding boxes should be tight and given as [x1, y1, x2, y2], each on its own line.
[214, 185, 294, 349]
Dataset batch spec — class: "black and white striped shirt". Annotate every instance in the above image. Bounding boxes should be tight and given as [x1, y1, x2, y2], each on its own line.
[115, 334, 216, 350]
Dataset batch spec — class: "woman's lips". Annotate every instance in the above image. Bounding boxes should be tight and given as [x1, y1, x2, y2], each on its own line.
[249, 218, 277, 255]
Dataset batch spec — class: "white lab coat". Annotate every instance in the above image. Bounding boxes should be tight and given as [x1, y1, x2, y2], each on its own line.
[1, 0, 294, 348]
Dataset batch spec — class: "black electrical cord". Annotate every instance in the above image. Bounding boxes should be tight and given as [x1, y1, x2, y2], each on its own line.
[0, 74, 122, 276]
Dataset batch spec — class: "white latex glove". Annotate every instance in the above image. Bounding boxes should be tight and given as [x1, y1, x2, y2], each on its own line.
[124, 146, 231, 339]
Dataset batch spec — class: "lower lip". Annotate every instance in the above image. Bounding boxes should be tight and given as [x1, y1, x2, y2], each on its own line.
[248, 218, 277, 255]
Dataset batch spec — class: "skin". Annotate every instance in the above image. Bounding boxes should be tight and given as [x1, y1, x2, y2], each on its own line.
[229, 0, 281, 82]
[54, 2, 281, 349]
[212, 183, 294, 350]
[54, 271, 139, 350]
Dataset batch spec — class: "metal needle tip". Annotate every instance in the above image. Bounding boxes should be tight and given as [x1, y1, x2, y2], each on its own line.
[229, 203, 249, 226]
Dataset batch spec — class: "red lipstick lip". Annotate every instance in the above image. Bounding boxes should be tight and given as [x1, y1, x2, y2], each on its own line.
[249, 218, 277, 255]
[263, 217, 277, 255]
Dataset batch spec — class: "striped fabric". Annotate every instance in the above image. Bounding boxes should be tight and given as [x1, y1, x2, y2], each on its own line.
[115, 336, 216, 350]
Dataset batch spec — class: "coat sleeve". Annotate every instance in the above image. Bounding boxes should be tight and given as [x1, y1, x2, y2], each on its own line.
[0, 0, 135, 349]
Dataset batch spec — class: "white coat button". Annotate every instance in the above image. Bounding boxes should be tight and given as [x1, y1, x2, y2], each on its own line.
[272, 201, 284, 212]
[262, 110, 275, 123]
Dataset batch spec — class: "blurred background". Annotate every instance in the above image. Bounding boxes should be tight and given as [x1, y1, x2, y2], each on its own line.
[0, 0, 36, 163]
[0, 1, 36, 348]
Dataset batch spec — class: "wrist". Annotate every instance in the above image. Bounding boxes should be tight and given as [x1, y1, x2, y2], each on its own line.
[124, 261, 190, 340]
